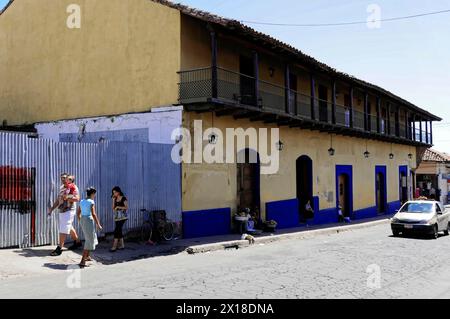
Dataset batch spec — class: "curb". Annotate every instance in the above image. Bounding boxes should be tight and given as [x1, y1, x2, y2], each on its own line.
[186, 218, 390, 254]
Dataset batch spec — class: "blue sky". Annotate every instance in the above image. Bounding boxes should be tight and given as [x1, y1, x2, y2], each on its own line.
[1, 0, 449, 152]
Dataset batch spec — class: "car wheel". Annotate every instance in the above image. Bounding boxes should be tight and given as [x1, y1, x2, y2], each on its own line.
[444, 223, 450, 236]
[392, 230, 400, 237]
[432, 224, 439, 239]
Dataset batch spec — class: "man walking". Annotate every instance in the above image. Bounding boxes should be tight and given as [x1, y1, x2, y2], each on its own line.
[48, 173, 82, 256]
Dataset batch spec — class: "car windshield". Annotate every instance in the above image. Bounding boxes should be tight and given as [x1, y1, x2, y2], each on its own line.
[399, 203, 434, 213]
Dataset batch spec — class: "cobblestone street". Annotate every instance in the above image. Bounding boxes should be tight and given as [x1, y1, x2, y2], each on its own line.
[2, 223, 450, 298]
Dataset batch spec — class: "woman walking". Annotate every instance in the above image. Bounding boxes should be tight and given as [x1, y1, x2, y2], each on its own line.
[111, 186, 128, 252]
[77, 187, 102, 268]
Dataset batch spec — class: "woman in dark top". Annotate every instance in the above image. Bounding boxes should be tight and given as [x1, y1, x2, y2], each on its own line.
[110, 186, 128, 252]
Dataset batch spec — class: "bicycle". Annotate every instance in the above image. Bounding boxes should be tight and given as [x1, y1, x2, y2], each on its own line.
[140, 209, 176, 243]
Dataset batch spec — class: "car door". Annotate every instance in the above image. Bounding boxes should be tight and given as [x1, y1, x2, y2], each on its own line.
[438, 202, 450, 230]
[436, 204, 445, 231]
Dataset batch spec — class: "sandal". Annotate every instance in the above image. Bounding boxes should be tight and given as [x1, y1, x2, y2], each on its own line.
[110, 248, 117, 252]
[50, 246, 62, 256]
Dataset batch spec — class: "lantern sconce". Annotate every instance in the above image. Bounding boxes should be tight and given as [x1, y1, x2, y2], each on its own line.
[364, 141, 370, 158]
[328, 134, 335, 156]
[208, 132, 217, 144]
[276, 140, 284, 151]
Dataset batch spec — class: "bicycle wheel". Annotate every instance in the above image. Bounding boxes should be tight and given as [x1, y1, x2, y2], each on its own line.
[162, 222, 174, 241]
[141, 222, 153, 243]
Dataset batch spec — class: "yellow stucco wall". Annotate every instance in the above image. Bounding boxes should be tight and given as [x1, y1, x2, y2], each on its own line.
[182, 112, 416, 218]
[0, 0, 180, 125]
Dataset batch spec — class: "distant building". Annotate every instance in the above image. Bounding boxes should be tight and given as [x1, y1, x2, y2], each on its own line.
[416, 149, 450, 204]
[0, 0, 442, 237]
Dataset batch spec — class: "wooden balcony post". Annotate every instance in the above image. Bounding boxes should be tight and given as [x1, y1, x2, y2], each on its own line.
[364, 92, 369, 131]
[387, 102, 391, 135]
[253, 51, 259, 107]
[430, 120, 433, 144]
[405, 110, 409, 139]
[412, 114, 416, 141]
[310, 74, 316, 120]
[395, 107, 399, 136]
[349, 87, 354, 128]
[376, 96, 381, 133]
[210, 30, 218, 99]
[419, 117, 423, 142]
[332, 81, 337, 124]
[285, 64, 290, 114]
[425, 119, 429, 144]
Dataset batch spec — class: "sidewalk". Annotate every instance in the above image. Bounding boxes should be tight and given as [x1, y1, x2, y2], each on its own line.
[0, 214, 392, 280]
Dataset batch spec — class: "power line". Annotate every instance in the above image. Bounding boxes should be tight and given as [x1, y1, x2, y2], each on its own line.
[241, 8, 450, 27]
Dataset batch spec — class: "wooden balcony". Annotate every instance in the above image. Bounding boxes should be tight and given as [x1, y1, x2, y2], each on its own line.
[178, 67, 432, 146]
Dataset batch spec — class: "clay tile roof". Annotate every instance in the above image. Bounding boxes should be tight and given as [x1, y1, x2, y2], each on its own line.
[152, 0, 441, 121]
[423, 148, 450, 162]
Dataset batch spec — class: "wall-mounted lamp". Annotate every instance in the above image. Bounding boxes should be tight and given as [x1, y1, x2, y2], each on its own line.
[276, 140, 284, 151]
[408, 153, 413, 159]
[328, 134, 335, 156]
[208, 111, 217, 144]
[389, 143, 394, 159]
[328, 148, 335, 156]
[364, 141, 370, 158]
[208, 132, 217, 144]
[269, 67, 275, 78]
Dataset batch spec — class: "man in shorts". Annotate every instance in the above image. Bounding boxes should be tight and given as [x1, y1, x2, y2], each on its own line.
[48, 174, 82, 256]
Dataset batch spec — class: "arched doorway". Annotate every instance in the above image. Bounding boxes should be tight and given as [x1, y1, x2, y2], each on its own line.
[336, 165, 353, 218]
[237, 149, 260, 217]
[296, 155, 313, 222]
[375, 168, 387, 214]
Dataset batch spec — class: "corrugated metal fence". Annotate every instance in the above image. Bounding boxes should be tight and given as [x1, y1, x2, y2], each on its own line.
[0, 132, 181, 248]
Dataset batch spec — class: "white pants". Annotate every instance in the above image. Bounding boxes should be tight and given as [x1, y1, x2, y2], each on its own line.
[59, 210, 76, 235]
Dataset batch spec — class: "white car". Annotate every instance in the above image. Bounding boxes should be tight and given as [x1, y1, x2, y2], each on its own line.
[390, 200, 450, 239]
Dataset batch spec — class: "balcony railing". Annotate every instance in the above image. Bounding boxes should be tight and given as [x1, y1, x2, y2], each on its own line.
[179, 67, 431, 144]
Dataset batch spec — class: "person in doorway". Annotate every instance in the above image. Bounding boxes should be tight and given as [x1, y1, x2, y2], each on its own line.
[77, 187, 102, 268]
[48, 174, 82, 256]
[305, 200, 314, 227]
[338, 205, 344, 222]
[111, 186, 128, 252]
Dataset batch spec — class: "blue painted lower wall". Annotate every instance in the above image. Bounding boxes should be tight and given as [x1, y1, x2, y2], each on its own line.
[182, 207, 231, 238]
[266, 199, 299, 229]
[182, 200, 402, 239]
[314, 207, 338, 224]
[388, 200, 402, 214]
[353, 206, 378, 220]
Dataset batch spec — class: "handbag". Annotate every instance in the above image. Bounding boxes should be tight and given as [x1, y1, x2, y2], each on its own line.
[114, 209, 128, 221]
